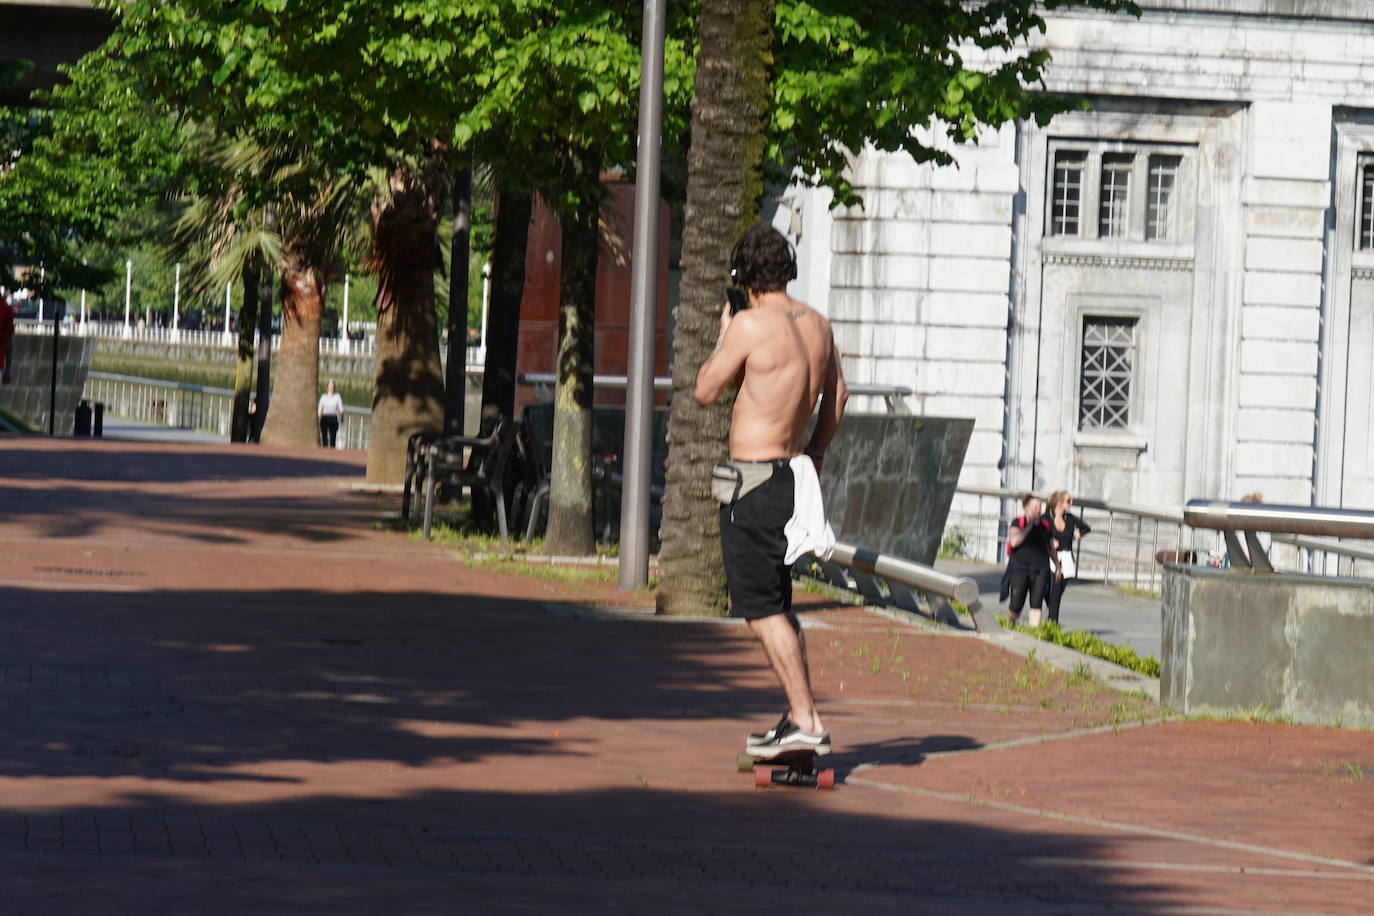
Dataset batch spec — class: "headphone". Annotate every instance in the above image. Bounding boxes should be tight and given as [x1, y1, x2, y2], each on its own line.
[729, 232, 797, 288]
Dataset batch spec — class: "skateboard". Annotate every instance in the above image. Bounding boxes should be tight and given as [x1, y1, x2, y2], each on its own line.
[736, 748, 836, 790]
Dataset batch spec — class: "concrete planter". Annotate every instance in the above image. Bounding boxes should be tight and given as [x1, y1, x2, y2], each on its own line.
[1162, 564, 1374, 727]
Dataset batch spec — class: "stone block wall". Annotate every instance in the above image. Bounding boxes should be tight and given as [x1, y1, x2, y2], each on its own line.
[818, 414, 973, 565]
[0, 332, 96, 433]
[827, 127, 1017, 501]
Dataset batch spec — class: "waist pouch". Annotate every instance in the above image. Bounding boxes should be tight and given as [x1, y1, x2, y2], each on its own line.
[710, 460, 777, 505]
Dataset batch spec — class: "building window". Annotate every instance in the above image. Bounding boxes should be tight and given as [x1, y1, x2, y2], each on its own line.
[1146, 155, 1181, 241]
[1099, 153, 1133, 238]
[1051, 150, 1087, 236]
[1360, 163, 1374, 251]
[1080, 317, 1137, 430]
[1045, 142, 1193, 244]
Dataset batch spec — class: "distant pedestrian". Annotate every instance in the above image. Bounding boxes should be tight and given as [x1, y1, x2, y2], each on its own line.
[0, 295, 14, 384]
[1044, 490, 1091, 624]
[317, 379, 343, 448]
[999, 493, 1061, 627]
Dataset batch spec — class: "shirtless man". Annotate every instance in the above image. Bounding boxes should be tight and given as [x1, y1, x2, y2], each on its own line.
[693, 224, 848, 757]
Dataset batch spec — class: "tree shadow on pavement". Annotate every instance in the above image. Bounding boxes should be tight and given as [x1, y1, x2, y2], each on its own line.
[0, 581, 1294, 913]
[0, 443, 364, 484]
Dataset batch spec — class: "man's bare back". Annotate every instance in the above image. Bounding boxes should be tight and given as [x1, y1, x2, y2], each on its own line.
[694, 291, 846, 464]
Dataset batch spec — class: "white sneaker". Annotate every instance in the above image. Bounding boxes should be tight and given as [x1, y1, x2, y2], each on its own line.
[744, 719, 832, 758]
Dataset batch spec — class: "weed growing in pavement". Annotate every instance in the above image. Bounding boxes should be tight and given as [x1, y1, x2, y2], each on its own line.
[1186, 705, 1298, 726]
[1319, 761, 1366, 782]
[939, 530, 970, 560]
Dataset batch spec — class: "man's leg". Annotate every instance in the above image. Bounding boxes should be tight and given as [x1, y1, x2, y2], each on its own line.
[747, 612, 823, 734]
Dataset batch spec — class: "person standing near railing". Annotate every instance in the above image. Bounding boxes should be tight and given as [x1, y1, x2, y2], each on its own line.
[317, 379, 343, 448]
[1000, 493, 1061, 627]
[1044, 490, 1091, 624]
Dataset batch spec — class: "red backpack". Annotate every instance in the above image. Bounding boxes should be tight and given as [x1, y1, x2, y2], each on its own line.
[1006, 515, 1050, 556]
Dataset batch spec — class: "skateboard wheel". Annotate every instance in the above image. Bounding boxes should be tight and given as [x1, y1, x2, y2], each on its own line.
[736, 752, 756, 773]
[816, 769, 835, 790]
[754, 766, 771, 788]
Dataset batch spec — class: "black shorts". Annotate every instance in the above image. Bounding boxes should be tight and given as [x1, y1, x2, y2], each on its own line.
[720, 460, 794, 620]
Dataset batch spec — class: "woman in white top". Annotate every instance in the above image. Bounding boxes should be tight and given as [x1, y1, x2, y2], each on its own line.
[317, 379, 344, 448]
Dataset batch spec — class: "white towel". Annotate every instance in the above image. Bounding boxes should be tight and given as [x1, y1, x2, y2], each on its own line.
[784, 455, 836, 564]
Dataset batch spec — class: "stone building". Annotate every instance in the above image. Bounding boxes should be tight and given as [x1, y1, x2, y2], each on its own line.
[780, 1, 1374, 537]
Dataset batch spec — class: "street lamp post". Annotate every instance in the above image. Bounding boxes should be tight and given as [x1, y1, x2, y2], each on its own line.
[617, 0, 667, 591]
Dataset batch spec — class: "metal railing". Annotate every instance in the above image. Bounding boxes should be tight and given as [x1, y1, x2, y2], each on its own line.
[946, 486, 1222, 592]
[801, 541, 986, 630]
[1184, 500, 1374, 576]
[517, 373, 913, 413]
[83, 371, 372, 448]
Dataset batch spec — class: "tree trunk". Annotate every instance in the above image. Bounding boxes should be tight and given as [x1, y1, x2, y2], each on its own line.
[260, 254, 324, 448]
[230, 259, 260, 443]
[656, 0, 775, 615]
[365, 165, 446, 484]
[543, 149, 602, 556]
[445, 167, 472, 436]
[251, 271, 273, 442]
[479, 185, 531, 433]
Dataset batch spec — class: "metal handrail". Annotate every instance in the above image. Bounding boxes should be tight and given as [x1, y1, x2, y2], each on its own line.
[1183, 500, 1374, 574]
[518, 372, 673, 392]
[1184, 500, 1374, 539]
[957, 484, 1184, 525]
[1273, 533, 1374, 563]
[950, 484, 1215, 591]
[516, 372, 912, 411]
[813, 541, 986, 631]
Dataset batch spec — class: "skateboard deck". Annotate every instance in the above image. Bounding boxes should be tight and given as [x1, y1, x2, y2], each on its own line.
[736, 748, 836, 789]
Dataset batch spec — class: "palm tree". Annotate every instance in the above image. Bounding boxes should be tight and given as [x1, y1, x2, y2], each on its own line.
[656, 0, 777, 615]
[172, 138, 359, 448]
[362, 160, 449, 484]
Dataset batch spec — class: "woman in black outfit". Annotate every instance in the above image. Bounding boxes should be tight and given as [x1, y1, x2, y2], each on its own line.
[1002, 493, 1060, 626]
[1044, 490, 1092, 624]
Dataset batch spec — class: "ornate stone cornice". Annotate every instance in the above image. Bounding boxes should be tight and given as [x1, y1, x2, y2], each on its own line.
[1043, 253, 1194, 272]
[1353, 267, 1374, 281]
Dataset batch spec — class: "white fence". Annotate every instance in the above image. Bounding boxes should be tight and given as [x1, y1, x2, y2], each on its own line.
[16, 319, 486, 364]
[83, 371, 372, 448]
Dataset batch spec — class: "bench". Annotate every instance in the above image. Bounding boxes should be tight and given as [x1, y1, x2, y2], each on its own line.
[400, 415, 518, 541]
[517, 403, 668, 544]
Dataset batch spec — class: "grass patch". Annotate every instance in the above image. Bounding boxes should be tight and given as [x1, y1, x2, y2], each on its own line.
[403, 517, 649, 590]
[1115, 582, 1162, 600]
[997, 615, 1162, 677]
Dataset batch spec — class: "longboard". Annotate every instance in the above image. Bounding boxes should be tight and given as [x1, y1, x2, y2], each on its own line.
[736, 748, 836, 789]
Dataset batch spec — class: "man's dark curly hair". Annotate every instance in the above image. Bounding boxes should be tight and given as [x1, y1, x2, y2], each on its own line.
[730, 224, 797, 294]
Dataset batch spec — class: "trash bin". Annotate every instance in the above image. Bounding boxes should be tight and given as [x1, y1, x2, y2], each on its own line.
[73, 400, 93, 437]
[93, 402, 105, 438]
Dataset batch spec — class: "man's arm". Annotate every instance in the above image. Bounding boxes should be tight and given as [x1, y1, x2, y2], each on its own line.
[693, 304, 754, 405]
[803, 334, 848, 465]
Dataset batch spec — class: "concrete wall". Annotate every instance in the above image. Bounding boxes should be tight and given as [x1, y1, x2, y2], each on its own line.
[1162, 565, 1374, 726]
[0, 332, 95, 432]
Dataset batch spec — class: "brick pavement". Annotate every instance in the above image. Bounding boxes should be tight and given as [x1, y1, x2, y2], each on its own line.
[1, 436, 1371, 914]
